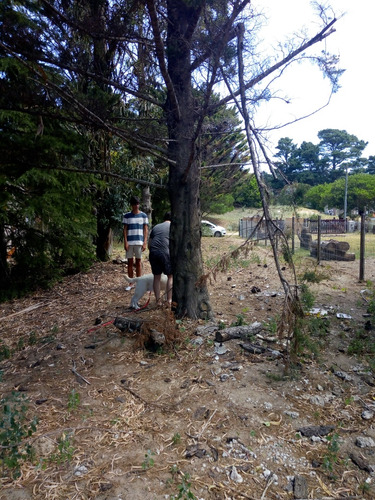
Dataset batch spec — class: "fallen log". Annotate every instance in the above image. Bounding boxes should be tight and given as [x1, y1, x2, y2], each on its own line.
[215, 322, 263, 343]
[310, 239, 355, 261]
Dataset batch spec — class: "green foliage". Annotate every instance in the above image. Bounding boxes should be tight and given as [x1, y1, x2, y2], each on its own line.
[299, 284, 316, 312]
[230, 314, 246, 327]
[0, 392, 38, 478]
[0, 341, 11, 362]
[172, 433, 181, 445]
[46, 433, 75, 466]
[322, 432, 341, 475]
[170, 473, 197, 500]
[305, 173, 375, 213]
[67, 390, 80, 412]
[233, 173, 262, 208]
[142, 449, 155, 470]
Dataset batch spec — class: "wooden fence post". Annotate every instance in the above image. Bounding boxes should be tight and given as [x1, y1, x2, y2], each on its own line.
[359, 212, 365, 281]
[292, 217, 295, 254]
[317, 216, 321, 265]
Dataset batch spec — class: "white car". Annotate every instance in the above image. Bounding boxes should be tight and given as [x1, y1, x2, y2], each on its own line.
[201, 220, 226, 237]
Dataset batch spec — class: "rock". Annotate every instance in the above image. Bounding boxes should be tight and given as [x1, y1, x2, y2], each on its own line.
[33, 436, 56, 458]
[185, 444, 206, 458]
[350, 451, 375, 473]
[229, 465, 243, 483]
[214, 342, 228, 355]
[362, 410, 374, 420]
[355, 436, 375, 448]
[285, 411, 299, 419]
[293, 475, 308, 499]
[334, 370, 352, 381]
[74, 465, 89, 476]
[297, 425, 335, 438]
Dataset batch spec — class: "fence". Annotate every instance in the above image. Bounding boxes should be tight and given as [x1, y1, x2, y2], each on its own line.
[239, 215, 375, 281]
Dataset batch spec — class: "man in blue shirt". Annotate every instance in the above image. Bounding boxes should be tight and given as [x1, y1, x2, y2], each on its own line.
[123, 196, 148, 278]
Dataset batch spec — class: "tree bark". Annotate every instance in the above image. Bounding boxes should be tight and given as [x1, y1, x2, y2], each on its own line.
[165, 0, 212, 319]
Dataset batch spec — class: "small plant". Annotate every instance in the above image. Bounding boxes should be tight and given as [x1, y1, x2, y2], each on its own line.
[0, 341, 11, 362]
[230, 314, 246, 327]
[265, 316, 279, 336]
[170, 472, 197, 500]
[46, 432, 75, 465]
[299, 283, 315, 312]
[28, 331, 38, 346]
[172, 433, 181, 445]
[67, 389, 80, 412]
[142, 449, 155, 470]
[0, 392, 38, 478]
[322, 432, 341, 475]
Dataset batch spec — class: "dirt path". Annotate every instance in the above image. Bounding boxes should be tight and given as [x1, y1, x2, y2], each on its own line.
[1, 236, 375, 499]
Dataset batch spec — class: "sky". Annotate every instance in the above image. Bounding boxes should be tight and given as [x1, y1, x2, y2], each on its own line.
[252, 0, 375, 158]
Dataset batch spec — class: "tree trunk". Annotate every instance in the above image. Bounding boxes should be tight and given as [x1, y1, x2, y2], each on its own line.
[166, 0, 212, 319]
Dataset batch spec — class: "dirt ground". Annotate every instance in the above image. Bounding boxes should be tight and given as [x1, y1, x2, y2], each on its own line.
[1, 235, 375, 500]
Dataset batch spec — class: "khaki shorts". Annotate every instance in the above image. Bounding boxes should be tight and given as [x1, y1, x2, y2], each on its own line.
[126, 245, 142, 259]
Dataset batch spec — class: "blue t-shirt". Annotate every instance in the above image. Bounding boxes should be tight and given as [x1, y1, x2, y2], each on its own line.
[123, 211, 149, 246]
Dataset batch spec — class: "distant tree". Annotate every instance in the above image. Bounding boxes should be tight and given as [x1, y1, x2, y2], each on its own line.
[367, 156, 375, 175]
[305, 174, 375, 213]
[277, 182, 311, 206]
[274, 137, 300, 181]
[304, 183, 332, 211]
[318, 129, 368, 178]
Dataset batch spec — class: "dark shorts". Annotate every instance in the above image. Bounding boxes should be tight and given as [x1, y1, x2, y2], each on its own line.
[149, 251, 172, 276]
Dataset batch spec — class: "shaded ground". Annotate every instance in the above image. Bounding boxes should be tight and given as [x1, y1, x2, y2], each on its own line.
[1, 235, 375, 499]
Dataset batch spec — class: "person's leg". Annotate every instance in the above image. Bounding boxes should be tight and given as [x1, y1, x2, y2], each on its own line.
[167, 274, 173, 305]
[135, 258, 142, 277]
[127, 258, 134, 278]
[153, 274, 162, 303]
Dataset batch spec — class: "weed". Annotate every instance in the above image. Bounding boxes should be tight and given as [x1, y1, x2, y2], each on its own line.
[0, 341, 11, 362]
[142, 449, 155, 470]
[281, 243, 293, 264]
[299, 283, 315, 312]
[172, 433, 181, 445]
[28, 331, 38, 346]
[218, 321, 226, 330]
[46, 433, 75, 466]
[266, 372, 284, 382]
[292, 318, 320, 360]
[265, 316, 279, 336]
[322, 432, 341, 475]
[300, 269, 329, 283]
[0, 392, 38, 478]
[170, 472, 197, 500]
[230, 314, 246, 327]
[67, 389, 80, 412]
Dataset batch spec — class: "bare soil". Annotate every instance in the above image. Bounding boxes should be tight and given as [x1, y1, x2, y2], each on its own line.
[1, 235, 375, 500]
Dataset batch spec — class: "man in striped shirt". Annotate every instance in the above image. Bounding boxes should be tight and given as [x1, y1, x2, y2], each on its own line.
[123, 196, 149, 278]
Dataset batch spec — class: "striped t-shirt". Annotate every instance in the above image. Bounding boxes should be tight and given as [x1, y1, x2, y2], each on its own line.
[122, 211, 149, 246]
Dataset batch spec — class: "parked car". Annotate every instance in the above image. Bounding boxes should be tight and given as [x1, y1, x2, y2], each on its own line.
[201, 220, 226, 237]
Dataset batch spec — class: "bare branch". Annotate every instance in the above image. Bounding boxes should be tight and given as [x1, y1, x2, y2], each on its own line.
[214, 18, 337, 112]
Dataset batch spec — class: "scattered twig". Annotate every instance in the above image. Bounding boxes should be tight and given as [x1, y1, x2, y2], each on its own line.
[71, 360, 91, 385]
[0, 301, 54, 321]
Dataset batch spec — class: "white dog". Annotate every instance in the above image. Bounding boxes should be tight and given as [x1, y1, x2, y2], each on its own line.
[125, 273, 168, 309]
